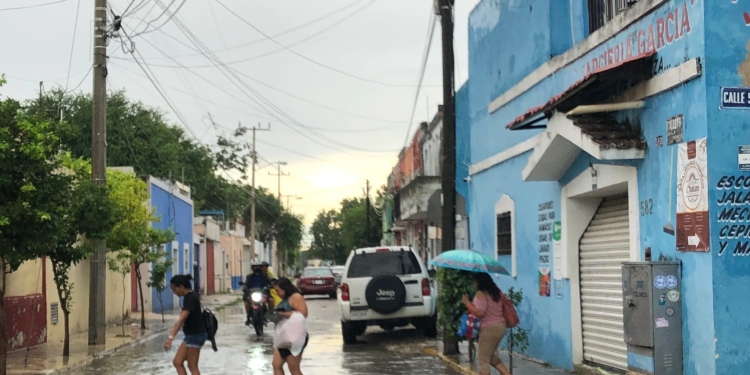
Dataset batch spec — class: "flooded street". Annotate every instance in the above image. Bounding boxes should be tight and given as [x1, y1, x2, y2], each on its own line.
[72, 297, 461, 374]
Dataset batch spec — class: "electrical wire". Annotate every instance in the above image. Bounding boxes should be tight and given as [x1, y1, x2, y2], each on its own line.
[126, 28, 406, 125]
[214, 0, 440, 89]
[130, 0, 186, 37]
[140, 0, 371, 61]
[123, 4, 399, 155]
[0, 0, 70, 11]
[63, 0, 82, 92]
[141, 0, 381, 70]
[402, 12, 437, 149]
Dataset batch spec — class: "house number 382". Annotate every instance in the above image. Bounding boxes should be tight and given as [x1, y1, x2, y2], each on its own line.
[640, 199, 653, 216]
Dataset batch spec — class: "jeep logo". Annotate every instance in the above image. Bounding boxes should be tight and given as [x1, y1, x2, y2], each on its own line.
[376, 289, 395, 299]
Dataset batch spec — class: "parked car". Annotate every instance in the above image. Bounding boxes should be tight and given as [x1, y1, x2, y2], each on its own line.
[338, 246, 437, 344]
[296, 267, 337, 298]
[331, 266, 346, 285]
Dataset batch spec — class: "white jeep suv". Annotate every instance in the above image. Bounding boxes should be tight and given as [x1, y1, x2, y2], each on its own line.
[338, 246, 437, 344]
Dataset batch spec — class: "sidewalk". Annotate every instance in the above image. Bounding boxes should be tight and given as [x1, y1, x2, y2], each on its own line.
[7, 293, 241, 375]
[424, 340, 572, 375]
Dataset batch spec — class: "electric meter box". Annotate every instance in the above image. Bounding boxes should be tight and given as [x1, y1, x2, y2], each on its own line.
[622, 262, 682, 375]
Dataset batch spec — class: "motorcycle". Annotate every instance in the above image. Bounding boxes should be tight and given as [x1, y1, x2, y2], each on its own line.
[241, 282, 270, 336]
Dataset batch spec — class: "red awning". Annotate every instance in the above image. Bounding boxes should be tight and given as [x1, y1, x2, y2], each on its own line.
[506, 52, 656, 130]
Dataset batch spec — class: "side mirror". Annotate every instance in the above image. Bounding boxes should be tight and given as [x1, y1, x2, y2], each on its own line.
[428, 269, 437, 278]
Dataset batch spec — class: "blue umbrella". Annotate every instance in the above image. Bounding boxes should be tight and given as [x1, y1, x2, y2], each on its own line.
[430, 249, 510, 275]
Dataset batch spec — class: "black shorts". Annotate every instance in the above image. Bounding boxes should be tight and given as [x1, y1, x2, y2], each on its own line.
[278, 334, 309, 359]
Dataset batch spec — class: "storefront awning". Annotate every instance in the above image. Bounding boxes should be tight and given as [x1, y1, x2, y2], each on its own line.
[508, 53, 656, 130]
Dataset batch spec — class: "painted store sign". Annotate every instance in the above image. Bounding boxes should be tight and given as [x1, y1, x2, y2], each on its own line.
[583, 0, 694, 76]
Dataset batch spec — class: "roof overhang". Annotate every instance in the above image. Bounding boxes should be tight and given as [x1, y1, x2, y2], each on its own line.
[508, 53, 655, 130]
[522, 111, 645, 181]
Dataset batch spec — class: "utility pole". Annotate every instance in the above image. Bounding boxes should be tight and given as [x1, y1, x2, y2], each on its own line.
[248, 123, 270, 262]
[269, 162, 289, 205]
[89, 0, 108, 346]
[269, 161, 288, 275]
[438, 0, 457, 356]
[364, 180, 371, 246]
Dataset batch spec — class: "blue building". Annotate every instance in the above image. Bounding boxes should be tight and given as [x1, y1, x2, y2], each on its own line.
[460, 0, 750, 373]
[148, 176, 195, 313]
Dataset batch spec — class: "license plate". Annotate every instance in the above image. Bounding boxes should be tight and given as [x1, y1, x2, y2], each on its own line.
[350, 309, 367, 319]
[314, 280, 324, 285]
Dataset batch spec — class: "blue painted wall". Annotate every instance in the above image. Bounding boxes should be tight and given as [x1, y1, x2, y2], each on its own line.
[467, 0, 714, 372]
[704, 1, 750, 373]
[150, 181, 194, 313]
[456, 83, 471, 211]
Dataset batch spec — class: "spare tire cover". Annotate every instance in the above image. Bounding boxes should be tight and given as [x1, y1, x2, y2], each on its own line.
[365, 275, 406, 315]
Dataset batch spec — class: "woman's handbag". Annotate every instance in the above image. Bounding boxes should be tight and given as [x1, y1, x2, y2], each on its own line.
[500, 291, 520, 328]
[457, 313, 481, 340]
[273, 312, 308, 356]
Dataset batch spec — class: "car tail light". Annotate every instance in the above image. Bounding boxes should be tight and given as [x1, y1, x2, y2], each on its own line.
[341, 283, 350, 301]
[375, 248, 390, 253]
[422, 278, 431, 296]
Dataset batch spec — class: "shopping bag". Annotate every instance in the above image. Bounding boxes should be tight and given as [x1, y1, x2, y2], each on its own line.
[273, 312, 308, 356]
[457, 313, 481, 340]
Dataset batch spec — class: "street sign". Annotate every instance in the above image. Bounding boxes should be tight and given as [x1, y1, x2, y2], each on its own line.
[721, 87, 750, 109]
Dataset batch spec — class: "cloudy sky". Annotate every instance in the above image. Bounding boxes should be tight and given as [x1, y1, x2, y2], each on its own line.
[0, 0, 480, 226]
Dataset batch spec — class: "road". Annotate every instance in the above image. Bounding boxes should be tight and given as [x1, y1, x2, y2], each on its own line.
[72, 296, 461, 374]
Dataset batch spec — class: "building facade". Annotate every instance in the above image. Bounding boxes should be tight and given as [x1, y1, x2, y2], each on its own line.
[461, 0, 750, 374]
[146, 177, 194, 313]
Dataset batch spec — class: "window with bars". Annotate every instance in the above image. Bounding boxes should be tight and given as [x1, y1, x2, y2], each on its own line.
[496, 212, 512, 256]
[588, 0, 639, 34]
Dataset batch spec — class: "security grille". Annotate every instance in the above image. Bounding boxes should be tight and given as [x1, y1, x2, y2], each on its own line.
[588, 0, 639, 34]
[50, 302, 59, 325]
[579, 194, 630, 370]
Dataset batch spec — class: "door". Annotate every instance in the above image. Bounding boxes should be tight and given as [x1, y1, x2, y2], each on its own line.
[207, 242, 215, 295]
[194, 244, 201, 293]
[579, 194, 630, 370]
[345, 249, 425, 312]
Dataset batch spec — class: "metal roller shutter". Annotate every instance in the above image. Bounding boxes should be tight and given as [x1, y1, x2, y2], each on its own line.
[579, 194, 630, 370]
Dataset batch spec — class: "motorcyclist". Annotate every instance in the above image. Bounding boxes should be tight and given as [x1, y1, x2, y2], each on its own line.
[261, 261, 281, 308]
[243, 262, 271, 326]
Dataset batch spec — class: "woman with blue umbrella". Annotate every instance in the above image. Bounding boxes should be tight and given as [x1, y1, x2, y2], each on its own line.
[430, 249, 512, 375]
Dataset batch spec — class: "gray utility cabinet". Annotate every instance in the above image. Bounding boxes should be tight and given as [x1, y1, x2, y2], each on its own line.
[622, 262, 683, 375]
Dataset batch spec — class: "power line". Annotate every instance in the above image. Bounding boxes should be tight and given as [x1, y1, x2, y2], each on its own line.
[130, 0, 187, 37]
[121, 7, 399, 155]
[63, 0, 83, 91]
[139, 0, 370, 61]
[214, 0, 440, 89]
[0, 0, 70, 11]
[402, 12, 437, 149]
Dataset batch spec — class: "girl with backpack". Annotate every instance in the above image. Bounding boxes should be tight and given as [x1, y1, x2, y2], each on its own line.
[461, 272, 513, 375]
[165, 274, 206, 375]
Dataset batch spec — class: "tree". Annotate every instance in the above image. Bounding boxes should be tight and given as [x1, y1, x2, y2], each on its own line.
[436, 268, 475, 355]
[105, 170, 175, 330]
[308, 210, 346, 264]
[0, 86, 78, 373]
[45, 156, 118, 356]
[275, 211, 304, 274]
[147, 257, 173, 323]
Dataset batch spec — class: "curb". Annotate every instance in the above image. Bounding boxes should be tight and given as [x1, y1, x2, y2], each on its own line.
[423, 346, 477, 375]
[48, 328, 170, 375]
[46, 296, 239, 375]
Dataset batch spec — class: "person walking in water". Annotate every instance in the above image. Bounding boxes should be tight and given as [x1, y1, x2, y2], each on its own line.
[165, 274, 206, 375]
[462, 272, 512, 375]
[272, 277, 309, 375]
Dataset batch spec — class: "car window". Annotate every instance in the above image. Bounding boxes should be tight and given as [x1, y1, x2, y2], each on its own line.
[346, 251, 421, 278]
[303, 268, 333, 277]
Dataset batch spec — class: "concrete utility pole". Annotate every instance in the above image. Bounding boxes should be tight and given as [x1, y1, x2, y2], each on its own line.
[269, 162, 289, 205]
[89, 0, 108, 346]
[248, 123, 269, 261]
[438, 0, 457, 356]
[364, 180, 371, 245]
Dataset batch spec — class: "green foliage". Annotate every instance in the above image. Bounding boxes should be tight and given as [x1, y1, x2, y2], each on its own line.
[436, 268, 476, 340]
[309, 196, 382, 264]
[147, 255, 173, 323]
[501, 287, 530, 354]
[275, 210, 304, 270]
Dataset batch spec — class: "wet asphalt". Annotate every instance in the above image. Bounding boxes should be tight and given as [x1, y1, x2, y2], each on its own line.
[74, 296, 461, 374]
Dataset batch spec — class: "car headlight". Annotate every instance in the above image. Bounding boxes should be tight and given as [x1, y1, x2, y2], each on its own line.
[251, 292, 263, 302]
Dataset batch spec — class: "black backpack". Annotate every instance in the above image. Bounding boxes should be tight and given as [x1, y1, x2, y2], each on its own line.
[201, 306, 219, 352]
